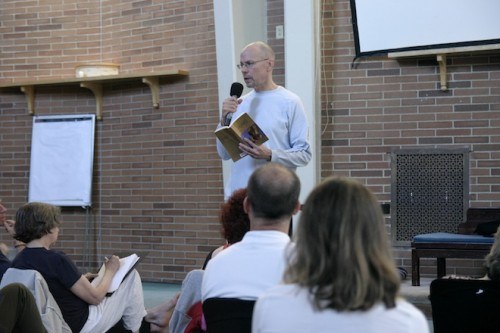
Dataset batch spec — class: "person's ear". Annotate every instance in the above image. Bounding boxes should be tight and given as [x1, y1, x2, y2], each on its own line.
[243, 196, 250, 214]
[292, 201, 301, 215]
[265, 58, 274, 72]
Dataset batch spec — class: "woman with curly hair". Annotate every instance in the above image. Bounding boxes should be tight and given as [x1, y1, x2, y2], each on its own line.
[202, 188, 250, 268]
[252, 177, 429, 333]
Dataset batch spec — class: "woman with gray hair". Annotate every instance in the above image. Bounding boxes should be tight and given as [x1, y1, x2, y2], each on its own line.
[252, 177, 429, 333]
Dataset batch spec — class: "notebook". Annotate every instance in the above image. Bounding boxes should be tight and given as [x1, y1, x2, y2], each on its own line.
[91, 253, 140, 296]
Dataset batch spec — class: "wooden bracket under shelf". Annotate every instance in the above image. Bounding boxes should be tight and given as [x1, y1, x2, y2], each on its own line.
[1, 69, 188, 120]
[20, 85, 35, 115]
[80, 82, 104, 120]
[388, 43, 500, 92]
[142, 76, 160, 109]
[436, 54, 447, 91]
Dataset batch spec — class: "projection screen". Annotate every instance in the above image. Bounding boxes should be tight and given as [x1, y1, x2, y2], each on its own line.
[350, 0, 500, 57]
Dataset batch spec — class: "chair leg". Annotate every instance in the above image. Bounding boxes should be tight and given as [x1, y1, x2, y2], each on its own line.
[437, 258, 446, 278]
[412, 249, 420, 286]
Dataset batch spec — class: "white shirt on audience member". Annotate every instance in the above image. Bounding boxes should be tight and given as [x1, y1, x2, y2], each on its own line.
[201, 230, 290, 301]
[252, 284, 430, 333]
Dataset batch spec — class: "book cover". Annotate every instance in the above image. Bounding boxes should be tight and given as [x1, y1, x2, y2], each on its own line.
[91, 253, 140, 296]
[215, 113, 268, 162]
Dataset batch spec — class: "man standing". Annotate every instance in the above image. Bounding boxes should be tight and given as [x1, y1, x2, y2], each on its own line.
[202, 163, 301, 301]
[216, 41, 311, 200]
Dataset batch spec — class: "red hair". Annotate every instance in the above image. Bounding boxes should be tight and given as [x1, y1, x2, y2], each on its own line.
[220, 188, 250, 244]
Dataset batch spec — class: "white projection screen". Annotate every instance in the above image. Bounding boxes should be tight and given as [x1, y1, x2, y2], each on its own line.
[351, 0, 500, 57]
[28, 114, 96, 207]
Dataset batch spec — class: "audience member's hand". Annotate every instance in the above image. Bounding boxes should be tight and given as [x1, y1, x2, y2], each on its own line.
[104, 255, 120, 274]
[0, 203, 6, 225]
[3, 219, 15, 237]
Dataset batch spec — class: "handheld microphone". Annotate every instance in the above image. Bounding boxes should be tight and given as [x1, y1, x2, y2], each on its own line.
[224, 82, 244, 126]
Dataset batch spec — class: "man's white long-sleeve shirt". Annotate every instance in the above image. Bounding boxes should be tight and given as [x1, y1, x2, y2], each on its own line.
[216, 86, 311, 199]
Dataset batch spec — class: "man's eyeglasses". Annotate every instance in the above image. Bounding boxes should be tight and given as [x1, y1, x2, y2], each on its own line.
[236, 58, 269, 70]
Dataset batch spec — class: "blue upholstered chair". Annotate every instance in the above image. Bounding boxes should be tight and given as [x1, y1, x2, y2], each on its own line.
[411, 208, 500, 286]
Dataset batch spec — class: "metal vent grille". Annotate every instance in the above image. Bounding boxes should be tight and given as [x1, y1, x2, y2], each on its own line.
[391, 147, 470, 245]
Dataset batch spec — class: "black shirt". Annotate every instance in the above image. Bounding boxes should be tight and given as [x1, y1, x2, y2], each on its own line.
[12, 247, 89, 332]
[0, 252, 10, 281]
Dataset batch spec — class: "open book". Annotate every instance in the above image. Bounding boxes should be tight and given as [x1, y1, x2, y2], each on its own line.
[91, 253, 140, 296]
[215, 113, 268, 162]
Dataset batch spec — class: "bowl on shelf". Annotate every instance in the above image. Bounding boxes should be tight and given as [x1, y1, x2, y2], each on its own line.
[75, 63, 120, 78]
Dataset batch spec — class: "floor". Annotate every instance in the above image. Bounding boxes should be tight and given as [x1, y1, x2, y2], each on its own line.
[142, 281, 181, 308]
[142, 278, 434, 332]
[400, 277, 434, 332]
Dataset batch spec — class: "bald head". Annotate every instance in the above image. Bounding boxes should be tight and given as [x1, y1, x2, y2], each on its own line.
[243, 41, 275, 61]
[246, 163, 300, 221]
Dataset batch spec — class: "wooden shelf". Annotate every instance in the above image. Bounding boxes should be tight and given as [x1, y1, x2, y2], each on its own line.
[388, 44, 500, 92]
[0, 69, 189, 120]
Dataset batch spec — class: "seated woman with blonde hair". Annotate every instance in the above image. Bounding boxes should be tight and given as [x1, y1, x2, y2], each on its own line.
[252, 177, 429, 333]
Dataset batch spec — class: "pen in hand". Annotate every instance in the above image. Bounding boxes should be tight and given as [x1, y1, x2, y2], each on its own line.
[103, 255, 120, 273]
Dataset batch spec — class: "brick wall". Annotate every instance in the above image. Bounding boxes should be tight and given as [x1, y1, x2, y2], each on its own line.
[1, 0, 499, 282]
[267, 0, 285, 86]
[0, 0, 223, 282]
[321, 0, 500, 277]
[0, 0, 287, 283]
